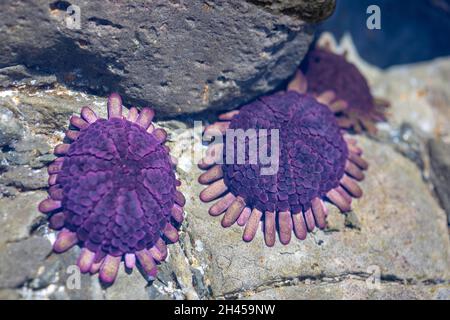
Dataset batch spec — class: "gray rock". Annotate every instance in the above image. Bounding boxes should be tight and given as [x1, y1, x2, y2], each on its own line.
[177, 136, 450, 298]
[0, 289, 21, 300]
[0, 0, 323, 116]
[0, 105, 22, 147]
[0, 236, 52, 288]
[0, 65, 57, 88]
[247, 0, 336, 23]
[104, 268, 149, 300]
[243, 279, 450, 300]
[0, 166, 48, 191]
[0, 87, 107, 134]
[5, 135, 53, 168]
[0, 191, 46, 244]
[41, 248, 104, 300]
[429, 139, 450, 224]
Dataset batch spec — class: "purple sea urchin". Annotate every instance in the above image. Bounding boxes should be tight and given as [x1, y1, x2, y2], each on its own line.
[299, 47, 389, 134]
[38, 94, 186, 284]
[198, 78, 367, 247]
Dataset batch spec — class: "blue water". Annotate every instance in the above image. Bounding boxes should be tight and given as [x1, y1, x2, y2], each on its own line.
[318, 0, 450, 68]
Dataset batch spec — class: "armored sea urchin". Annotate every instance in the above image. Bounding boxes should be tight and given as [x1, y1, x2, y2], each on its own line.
[38, 94, 185, 284]
[300, 47, 389, 133]
[198, 77, 368, 246]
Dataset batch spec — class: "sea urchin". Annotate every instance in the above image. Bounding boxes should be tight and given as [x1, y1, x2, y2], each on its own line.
[198, 78, 368, 247]
[38, 94, 185, 284]
[299, 47, 389, 133]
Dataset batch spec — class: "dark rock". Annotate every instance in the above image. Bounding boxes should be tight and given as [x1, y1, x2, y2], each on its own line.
[0, 0, 320, 116]
[0, 236, 52, 289]
[0, 65, 57, 88]
[246, 0, 335, 23]
[429, 138, 450, 224]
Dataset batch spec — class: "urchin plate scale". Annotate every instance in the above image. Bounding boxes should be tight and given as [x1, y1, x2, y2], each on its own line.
[39, 94, 186, 284]
[198, 85, 368, 247]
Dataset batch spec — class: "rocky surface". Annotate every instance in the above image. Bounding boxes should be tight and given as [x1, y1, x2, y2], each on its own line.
[0, 35, 449, 300]
[429, 139, 450, 224]
[0, 0, 335, 116]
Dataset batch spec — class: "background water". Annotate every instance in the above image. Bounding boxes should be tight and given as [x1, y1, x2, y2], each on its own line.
[319, 0, 450, 68]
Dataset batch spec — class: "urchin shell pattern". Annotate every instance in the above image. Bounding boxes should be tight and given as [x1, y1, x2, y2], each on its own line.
[300, 48, 389, 133]
[223, 92, 348, 214]
[199, 90, 368, 247]
[39, 94, 186, 284]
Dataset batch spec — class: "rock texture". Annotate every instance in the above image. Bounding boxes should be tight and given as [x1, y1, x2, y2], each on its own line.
[246, 0, 336, 23]
[178, 135, 449, 298]
[0, 0, 332, 116]
[429, 139, 450, 224]
[0, 34, 449, 300]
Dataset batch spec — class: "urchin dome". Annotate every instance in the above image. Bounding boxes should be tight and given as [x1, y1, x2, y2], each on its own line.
[300, 49, 374, 114]
[222, 91, 348, 214]
[57, 118, 176, 257]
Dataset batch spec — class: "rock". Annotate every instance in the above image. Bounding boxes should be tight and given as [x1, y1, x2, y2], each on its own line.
[39, 248, 104, 300]
[0, 37, 448, 300]
[0, 289, 21, 300]
[246, 0, 336, 23]
[0, 105, 22, 147]
[7, 136, 53, 168]
[179, 135, 449, 298]
[0, 236, 52, 288]
[104, 268, 149, 300]
[429, 139, 450, 224]
[0, 166, 48, 191]
[0, 65, 57, 88]
[0, 191, 47, 244]
[243, 279, 450, 300]
[373, 58, 450, 139]
[0, 0, 322, 116]
[0, 87, 107, 134]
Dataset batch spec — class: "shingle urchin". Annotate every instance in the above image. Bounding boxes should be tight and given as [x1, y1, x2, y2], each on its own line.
[198, 86, 368, 247]
[38, 94, 186, 284]
[299, 47, 389, 134]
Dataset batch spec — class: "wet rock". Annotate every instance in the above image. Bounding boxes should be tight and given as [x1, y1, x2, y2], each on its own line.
[246, 0, 336, 23]
[373, 57, 450, 139]
[181, 136, 449, 298]
[0, 0, 321, 116]
[0, 105, 23, 147]
[0, 236, 52, 289]
[0, 65, 57, 88]
[0, 191, 46, 244]
[4, 135, 53, 168]
[429, 139, 450, 224]
[0, 289, 20, 300]
[0, 166, 48, 191]
[243, 279, 450, 300]
[41, 248, 104, 300]
[104, 268, 149, 300]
